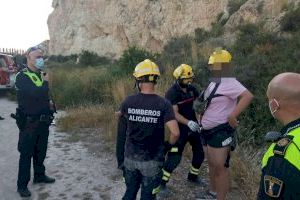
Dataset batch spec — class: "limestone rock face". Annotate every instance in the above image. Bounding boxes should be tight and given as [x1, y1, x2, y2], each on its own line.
[48, 0, 299, 58]
[48, 0, 228, 58]
[225, 0, 300, 32]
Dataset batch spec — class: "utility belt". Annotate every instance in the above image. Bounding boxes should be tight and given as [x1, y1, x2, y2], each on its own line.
[26, 114, 54, 123]
[11, 108, 53, 130]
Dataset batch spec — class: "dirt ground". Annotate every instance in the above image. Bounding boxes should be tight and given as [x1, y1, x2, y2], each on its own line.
[0, 97, 246, 200]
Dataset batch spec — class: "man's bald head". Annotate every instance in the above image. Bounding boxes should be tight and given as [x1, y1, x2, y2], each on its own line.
[267, 72, 300, 104]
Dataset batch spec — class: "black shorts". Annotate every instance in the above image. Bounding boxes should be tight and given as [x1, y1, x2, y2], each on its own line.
[201, 123, 235, 149]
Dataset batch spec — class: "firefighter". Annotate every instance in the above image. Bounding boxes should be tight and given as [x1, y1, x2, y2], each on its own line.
[160, 64, 205, 193]
[15, 46, 55, 197]
[197, 48, 253, 199]
[257, 72, 300, 199]
[116, 59, 180, 200]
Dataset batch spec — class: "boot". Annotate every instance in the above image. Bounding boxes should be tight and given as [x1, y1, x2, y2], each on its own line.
[187, 173, 207, 186]
[196, 190, 217, 200]
[33, 175, 55, 184]
[157, 183, 169, 198]
[17, 187, 31, 197]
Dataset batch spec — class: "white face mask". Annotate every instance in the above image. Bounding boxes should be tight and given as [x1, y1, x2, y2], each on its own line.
[269, 98, 279, 118]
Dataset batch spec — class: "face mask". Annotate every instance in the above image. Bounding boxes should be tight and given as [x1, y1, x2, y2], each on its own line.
[269, 98, 279, 117]
[179, 82, 188, 88]
[35, 58, 45, 71]
[178, 79, 192, 88]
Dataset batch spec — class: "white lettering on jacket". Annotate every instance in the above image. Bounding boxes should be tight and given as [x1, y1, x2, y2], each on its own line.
[128, 108, 160, 123]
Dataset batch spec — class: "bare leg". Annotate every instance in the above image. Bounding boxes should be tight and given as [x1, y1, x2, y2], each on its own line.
[205, 146, 216, 193]
[207, 146, 230, 200]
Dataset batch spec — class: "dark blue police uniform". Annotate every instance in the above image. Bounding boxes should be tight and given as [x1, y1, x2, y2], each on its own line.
[15, 67, 53, 189]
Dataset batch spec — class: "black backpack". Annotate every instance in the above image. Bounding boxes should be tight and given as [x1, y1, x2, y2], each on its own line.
[194, 82, 223, 115]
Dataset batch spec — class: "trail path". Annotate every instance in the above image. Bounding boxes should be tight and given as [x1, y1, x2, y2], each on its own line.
[0, 97, 245, 200]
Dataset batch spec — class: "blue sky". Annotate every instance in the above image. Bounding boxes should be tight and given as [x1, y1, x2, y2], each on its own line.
[0, 0, 53, 50]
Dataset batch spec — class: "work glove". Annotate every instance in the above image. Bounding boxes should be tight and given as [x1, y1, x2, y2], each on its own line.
[187, 120, 201, 133]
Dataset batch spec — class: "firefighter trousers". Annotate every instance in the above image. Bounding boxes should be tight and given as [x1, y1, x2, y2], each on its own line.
[163, 129, 204, 180]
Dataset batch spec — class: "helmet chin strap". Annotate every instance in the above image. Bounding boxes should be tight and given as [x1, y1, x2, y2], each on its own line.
[134, 80, 141, 92]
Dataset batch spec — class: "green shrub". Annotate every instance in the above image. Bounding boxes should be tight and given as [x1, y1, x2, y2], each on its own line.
[79, 50, 111, 66]
[194, 28, 209, 44]
[257, 1, 264, 14]
[209, 21, 224, 37]
[117, 46, 158, 75]
[281, 7, 300, 32]
[231, 23, 300, 144]
[50, 67, 113, 108]
[48, 54, 78, 63]
[228, 0, 247, 15]
[159, 35, 193, 68]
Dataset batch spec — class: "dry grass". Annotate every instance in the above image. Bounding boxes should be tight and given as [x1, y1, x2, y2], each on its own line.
[56, 64, 263, 198]
[58, 104, 118, 140]
[231, 145, 264, 199]
[109, 77, 135, 106]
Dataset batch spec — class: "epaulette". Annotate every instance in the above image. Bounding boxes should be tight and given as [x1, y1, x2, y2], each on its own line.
[273, 135, 294, 156]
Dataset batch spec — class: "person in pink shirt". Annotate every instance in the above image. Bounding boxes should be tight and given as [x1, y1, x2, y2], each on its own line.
[197, 48, 253, 200]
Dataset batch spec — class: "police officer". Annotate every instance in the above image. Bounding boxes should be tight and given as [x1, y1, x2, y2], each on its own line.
[257, 72, 300, 199]
[116, 59, 180, 200]
[15, 46, 55, 197]
[160, 64, 205, 192]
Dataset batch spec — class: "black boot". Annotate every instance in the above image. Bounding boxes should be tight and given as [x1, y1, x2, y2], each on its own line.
[157, 181, 169, 198]
[33, 175, 55, 184]
[187, 173, 207, 186]
[0, 116, 4, 120]
[17, 187, 31, 197]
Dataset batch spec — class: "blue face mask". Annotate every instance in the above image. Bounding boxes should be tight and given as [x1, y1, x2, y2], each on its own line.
[35, 58, 45, 71]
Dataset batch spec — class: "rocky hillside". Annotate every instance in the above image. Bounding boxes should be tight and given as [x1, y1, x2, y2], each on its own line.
[47, 0, 299, 58]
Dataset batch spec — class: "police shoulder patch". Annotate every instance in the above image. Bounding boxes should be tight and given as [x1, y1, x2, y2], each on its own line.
[264, 175, 283, 198]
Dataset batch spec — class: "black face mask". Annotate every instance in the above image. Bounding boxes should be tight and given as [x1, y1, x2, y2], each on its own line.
[177, 80, 192, 89]
[178, 82, 188, 88]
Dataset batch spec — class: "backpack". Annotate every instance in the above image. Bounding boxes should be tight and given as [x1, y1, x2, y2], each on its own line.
[193, 82, 223, 115]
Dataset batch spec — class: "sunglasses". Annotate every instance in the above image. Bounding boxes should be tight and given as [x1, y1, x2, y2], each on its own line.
[26, 46, 43, 55]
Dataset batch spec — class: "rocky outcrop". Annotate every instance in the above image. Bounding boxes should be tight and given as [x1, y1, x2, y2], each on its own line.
[225, 0, 300, 32]
[48, 0, 299, 58]
[48, 0, 228, 58]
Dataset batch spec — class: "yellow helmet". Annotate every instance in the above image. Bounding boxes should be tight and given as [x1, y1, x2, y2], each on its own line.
[133, 59, 160, 79]
[208, 48, 232, 65]
[173, 64, 194, 80]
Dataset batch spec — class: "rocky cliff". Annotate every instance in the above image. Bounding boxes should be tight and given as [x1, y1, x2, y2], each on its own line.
[47, 0, 299, 58]
[48, 0, 229, 57]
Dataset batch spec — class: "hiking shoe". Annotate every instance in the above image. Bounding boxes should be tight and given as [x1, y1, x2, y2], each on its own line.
[17, 187, 31, 197]
[33, 175, 55, 184]
[196, 190, 217, 200]
[187, 174, 208, 187]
